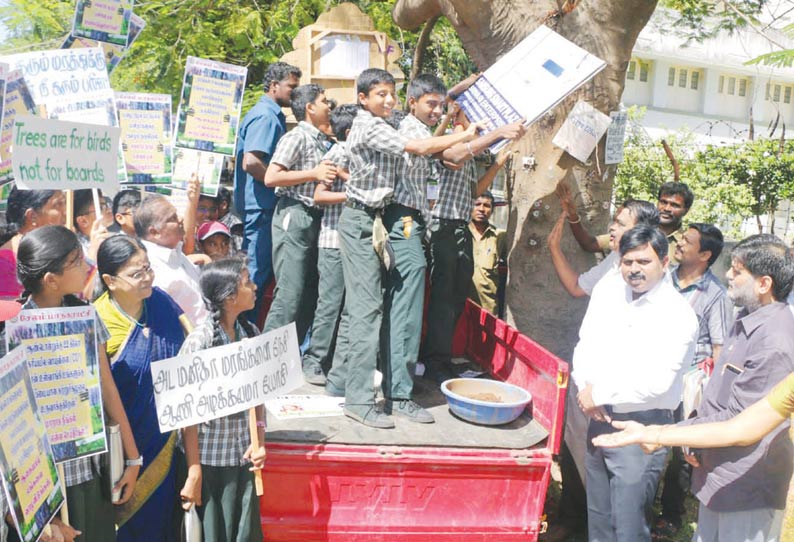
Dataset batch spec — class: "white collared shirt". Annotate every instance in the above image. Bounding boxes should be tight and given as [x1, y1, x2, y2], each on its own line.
[141, 239, 208, 327]
[572, 271, 698, 413]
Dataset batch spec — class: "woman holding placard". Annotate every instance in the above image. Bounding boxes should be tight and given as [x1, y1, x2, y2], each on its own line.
[14, 225, 140, 542]
[94, 234, 201, 542]
[178, 257, 266, 542]
[0, 188, 66, 300]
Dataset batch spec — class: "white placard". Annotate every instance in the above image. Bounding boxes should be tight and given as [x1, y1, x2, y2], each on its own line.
[152, 323, 304, 432]
[12, 115, 120, 191]
[457, 25, 606, 153]
[552, 101, 612, 163]
[604, 110, 628, 165]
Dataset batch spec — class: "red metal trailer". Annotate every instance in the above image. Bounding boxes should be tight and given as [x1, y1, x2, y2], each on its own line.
[260, 300, 569, 541]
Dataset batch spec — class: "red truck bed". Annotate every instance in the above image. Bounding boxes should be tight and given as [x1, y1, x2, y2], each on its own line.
[260, 301, 569, 541]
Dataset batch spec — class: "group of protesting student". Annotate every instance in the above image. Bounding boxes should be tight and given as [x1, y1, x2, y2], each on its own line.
[0, 57, 792, 542]
[0, 63, 520, 542]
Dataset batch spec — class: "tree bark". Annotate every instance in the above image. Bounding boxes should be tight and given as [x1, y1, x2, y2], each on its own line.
[410, 15, 440, 81]
[394, 0, 658, 359]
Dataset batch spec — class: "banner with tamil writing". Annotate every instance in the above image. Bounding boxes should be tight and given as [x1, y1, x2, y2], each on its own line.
[153, 323, 303, 432]
[5, 306, 108, 464]
[0, 346, 64, 542]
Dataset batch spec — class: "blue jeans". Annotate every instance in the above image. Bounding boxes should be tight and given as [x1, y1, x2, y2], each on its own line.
[242, 208, 274, 323]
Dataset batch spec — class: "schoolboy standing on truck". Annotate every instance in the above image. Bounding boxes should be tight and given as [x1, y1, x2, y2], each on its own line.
[423, 105, 526, 384]
[339, 68, 481, 428]
[379, 74, 447, 424]
[302, 104, 357, 390]
[263, 84, 336, 382]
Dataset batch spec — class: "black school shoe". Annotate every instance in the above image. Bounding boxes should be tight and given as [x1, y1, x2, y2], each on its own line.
[385, 399, 435, 423]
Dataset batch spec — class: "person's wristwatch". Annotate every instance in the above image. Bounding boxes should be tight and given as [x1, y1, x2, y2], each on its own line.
[125, 456, 143, 467]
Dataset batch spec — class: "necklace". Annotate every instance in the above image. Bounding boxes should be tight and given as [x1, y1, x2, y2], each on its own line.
[111, 296, 147, 328]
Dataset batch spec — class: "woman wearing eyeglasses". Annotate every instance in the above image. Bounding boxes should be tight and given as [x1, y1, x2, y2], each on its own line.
[94, 235, 201, 542]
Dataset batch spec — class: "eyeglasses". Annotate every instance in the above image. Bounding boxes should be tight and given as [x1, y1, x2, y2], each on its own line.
[115, 265, 154, 284]
[197, 206, 218, 214]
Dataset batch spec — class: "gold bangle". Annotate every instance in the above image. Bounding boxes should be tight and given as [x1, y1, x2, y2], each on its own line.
[567, 214, 581, 224]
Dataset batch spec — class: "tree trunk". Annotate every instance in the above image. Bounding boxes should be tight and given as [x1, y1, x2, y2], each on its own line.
[394, 0, 658, 359]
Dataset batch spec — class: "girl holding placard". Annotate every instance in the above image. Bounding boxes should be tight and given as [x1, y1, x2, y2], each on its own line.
[178, 257, 266, 542]
[14, 225, 140, 542]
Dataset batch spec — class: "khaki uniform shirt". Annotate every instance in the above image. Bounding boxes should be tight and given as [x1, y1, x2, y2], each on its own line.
[469, 221, 506, 315]
[596, 227, 683, 262]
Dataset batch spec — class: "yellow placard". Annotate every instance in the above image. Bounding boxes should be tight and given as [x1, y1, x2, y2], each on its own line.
[119, 109, 167, 175]
[183, 75, 236, 144]
[25, 334, 92, 445]
[82, 1, 125, 35]
[0, 381, 54, 524]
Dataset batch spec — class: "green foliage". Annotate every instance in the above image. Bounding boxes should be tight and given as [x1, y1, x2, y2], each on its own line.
[614, 107, 756, 239]
[0, 1, 476, 113]
[660, 0, 766, 42]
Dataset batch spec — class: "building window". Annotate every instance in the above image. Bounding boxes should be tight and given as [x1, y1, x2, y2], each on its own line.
[678, 69, 687, 88]
[786, 87, 792, 104]
[774, 84, 781, 102]
[668, 67, 676, 86]
[766, 82, 771, 100]
[718, 75, 724, 93]
[639, 62, 649, 82]
[738, 79, 747, 97]
[627, 61, 636, 80]
[690, 71, 700, 90]
[728, 77, 736, 95]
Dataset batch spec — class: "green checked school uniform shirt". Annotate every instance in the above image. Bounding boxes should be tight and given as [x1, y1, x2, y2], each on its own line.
[270, 121, 330, 207]
[434, 159, 477, 221]
[178, 318, 259, 467]
[345, 108, 409, 209]
[396, 114, 438, 211]
[318, 142, 349, 250]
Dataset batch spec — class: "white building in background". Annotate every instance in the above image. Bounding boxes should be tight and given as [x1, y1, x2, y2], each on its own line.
[621, 7, 794, 237]
[623, 8, 794, 144]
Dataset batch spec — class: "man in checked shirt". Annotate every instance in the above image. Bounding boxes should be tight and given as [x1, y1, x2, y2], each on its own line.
[263, 84, 336, 384]
[338, 68, 481, 428]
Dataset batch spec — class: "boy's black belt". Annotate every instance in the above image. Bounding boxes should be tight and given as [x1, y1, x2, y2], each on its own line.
[345, 200, 379, 214]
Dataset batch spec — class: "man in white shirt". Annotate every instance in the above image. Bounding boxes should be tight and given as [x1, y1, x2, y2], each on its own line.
[134, 195, 209, 327]
[573, 225, 697, 542]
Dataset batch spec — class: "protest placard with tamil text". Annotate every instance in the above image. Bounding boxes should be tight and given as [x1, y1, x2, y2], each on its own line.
[456, 25, 606, 153]
[12, 115, 120, 192]
[1, 47, 127, 184]
[0, 346, 64, 542]
[6, 306, 108, 464]
[605, 110, 629, 165]
[116, 92, 173, 185]
[153, 322, 304, 432]
[72, 0, 133, 47]
[63, 12, 146, 74]
[172, 57, 246, 195]
[0, 70, 36, 185]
